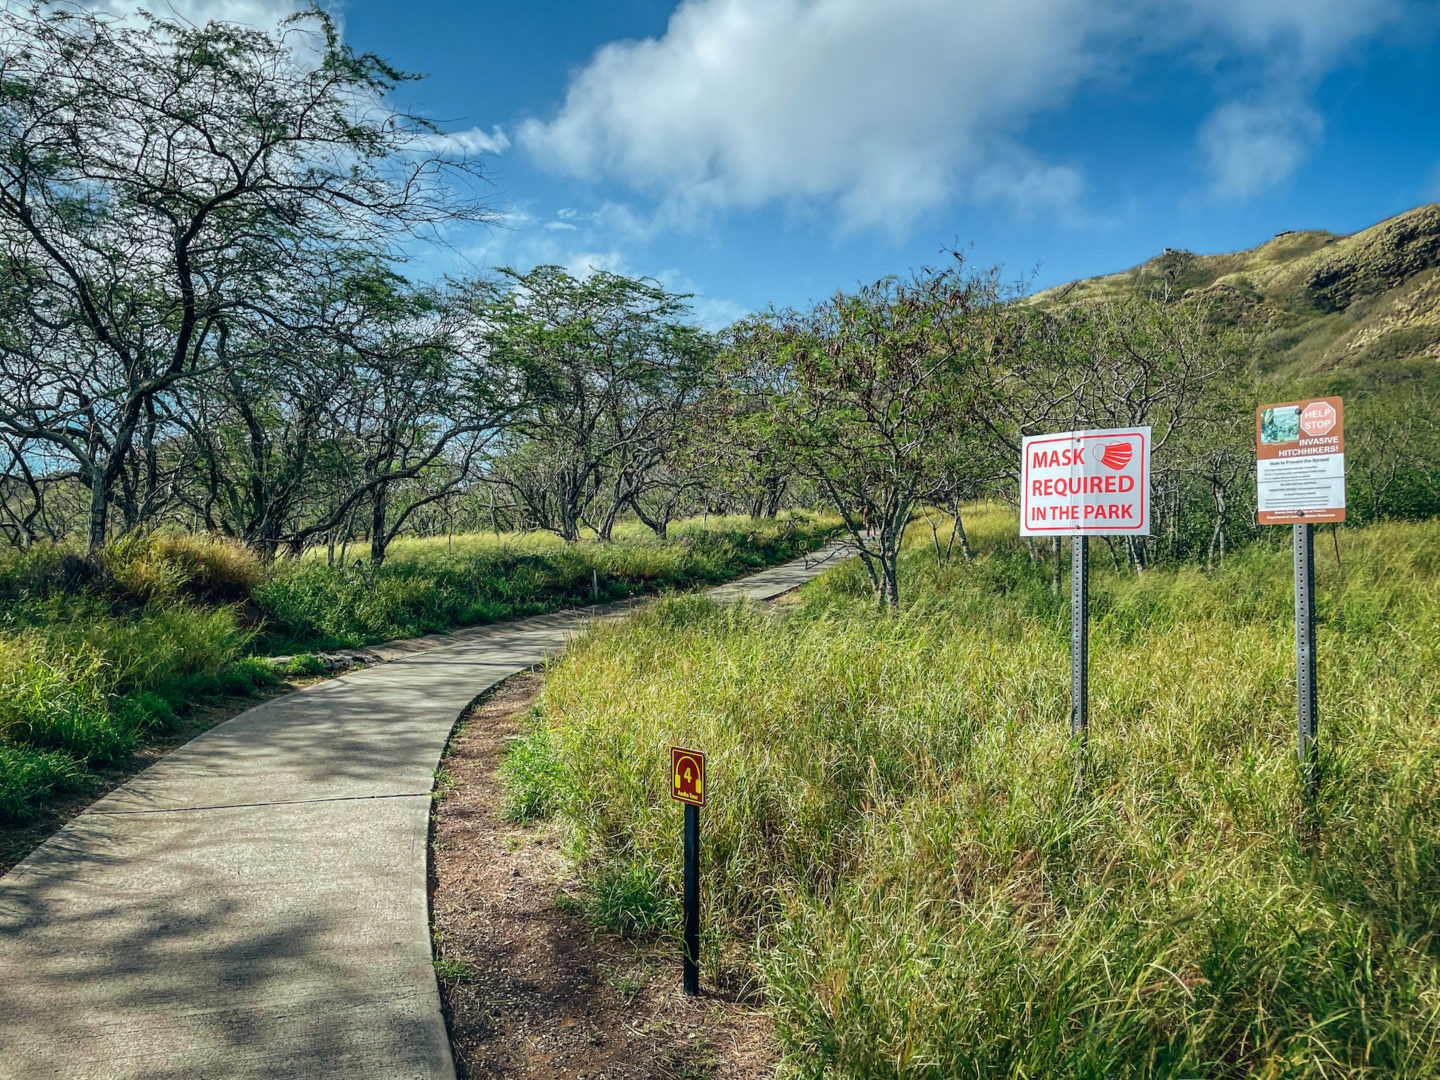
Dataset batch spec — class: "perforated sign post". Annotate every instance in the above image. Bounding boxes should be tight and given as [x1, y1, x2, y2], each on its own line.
[1021, 427, 1151, 745]
[670, 746, 705, 995]
[1257, 397, 1345, 800]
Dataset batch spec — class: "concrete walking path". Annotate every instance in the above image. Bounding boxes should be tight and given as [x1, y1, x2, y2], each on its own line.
[0, 542, 850, 1080]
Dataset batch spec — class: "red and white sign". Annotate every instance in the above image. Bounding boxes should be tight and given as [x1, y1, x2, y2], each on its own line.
[1020, 426, 1151, 536]
[1300, 400, 1337, 438]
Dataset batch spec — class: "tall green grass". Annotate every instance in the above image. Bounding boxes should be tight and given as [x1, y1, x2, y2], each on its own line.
[257, 514, 838, 652]
[518, 511, 1440, 1078]
[0, 514, 838, 823]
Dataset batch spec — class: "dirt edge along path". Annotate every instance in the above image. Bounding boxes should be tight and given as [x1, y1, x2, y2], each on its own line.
[429, 672, 778, 1080]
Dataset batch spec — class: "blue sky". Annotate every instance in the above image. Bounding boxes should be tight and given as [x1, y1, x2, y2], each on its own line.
[183, 1, 1440, 325]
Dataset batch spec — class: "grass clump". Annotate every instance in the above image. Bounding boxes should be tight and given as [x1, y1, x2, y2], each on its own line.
[583, 858, 681, 939]
[0, 744, 84, 820]
[256, 513, 839, 652]
[499, 718, 565, 823]
[0, 540, 281, 821]
[517, 512, 1440, 1078]
[0, 515, 836, 823]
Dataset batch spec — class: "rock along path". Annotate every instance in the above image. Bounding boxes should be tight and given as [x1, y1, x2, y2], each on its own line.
[0, 543, 850, 1080]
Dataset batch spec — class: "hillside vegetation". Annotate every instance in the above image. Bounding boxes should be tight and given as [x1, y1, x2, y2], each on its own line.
[510, 511, 1440, 1078]
[1034, 202, 1440, 381]
[0, 514, 836, 823]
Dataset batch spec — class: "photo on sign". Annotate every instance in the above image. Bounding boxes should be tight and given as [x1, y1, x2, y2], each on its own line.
[1259, 406, 1301, 445]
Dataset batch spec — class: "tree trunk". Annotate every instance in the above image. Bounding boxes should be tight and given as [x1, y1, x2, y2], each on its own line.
[951, 501, 971, 560]
[85, 468, 108, 555]
[1207, 488, 1225, 569]
[923, 505, 944, 564]
[370, 483, 388, 565]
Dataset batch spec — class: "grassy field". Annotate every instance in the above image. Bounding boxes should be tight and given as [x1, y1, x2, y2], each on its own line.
[509, 507, 1440, 1078]
[0, 513, 838, 824]
[261, 515, 837, 652]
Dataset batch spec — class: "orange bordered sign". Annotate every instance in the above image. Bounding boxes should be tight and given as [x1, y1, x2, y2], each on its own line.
[671, 747, 706, 807]
[1256, 397, 1346, 524]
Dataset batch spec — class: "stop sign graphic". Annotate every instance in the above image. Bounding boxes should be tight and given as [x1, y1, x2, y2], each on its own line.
[1300, 400, 1337, 437]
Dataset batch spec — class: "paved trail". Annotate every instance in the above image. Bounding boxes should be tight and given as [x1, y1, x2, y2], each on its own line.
[0, 543, 849, 1080]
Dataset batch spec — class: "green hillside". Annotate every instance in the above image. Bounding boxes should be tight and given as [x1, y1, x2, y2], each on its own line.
[1034, 202, 1440, 380]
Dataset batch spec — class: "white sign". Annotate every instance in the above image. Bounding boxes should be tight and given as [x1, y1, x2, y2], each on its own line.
[1020, 426, 1151, 536]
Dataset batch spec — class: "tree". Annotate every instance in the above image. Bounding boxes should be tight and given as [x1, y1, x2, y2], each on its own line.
[960, 292, 1247, 568]
[0, 5, 490, 551]
[732, 267, 998, 606]
[475, 266, 713, 541]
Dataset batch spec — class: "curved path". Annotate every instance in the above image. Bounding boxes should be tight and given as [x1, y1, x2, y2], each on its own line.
[0, 543, 850, 1080]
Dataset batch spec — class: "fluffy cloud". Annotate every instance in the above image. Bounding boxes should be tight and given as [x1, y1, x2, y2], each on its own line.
[1198, 101, 1323, 199]
[1188, 0, 1406, 70]
[518, 0, 1420, 231]
[413, 126, 511, 156]
[519, 0, 1099, 232]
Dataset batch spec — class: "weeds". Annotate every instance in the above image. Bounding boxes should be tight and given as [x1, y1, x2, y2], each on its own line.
[499, 719, 565, 822]
[516, 509, 1440, 1078]
[0, 515, 836, 823]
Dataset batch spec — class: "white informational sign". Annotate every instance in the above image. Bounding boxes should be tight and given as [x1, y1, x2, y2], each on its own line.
[1020, 426, 1151, 536]
[1256, 397, 1345, 524]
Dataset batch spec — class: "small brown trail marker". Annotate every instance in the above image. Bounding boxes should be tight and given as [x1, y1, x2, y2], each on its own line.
[1257, 397, 1345, 802]
[670, 746, 705, 995]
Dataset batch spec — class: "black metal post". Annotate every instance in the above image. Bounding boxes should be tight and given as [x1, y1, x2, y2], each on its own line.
[1295, 523, 1318, 800]
[1071, 535, 1089, 742]
[683, 802, 700, 995]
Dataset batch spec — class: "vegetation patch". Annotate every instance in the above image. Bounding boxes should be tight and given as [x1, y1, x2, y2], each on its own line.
[257, 514, 837, 653]
[515, 509, 1440, 1077]
[0, 515, 836, 823]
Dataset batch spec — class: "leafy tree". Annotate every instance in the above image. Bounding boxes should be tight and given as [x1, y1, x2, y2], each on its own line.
[0, 4, 488, 551]
[732, 267, 999, 606]
[475, 266, 713, 541]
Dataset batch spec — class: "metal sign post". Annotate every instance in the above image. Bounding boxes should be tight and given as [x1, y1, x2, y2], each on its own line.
[1071, 536, 1089, 744]
[1020, 426, 1151, 756]
[1294, 524, 1318, 800]
[682, 802, 700, 995]
[670, 746, 706, 996]
[1257, 398, 1344, 802]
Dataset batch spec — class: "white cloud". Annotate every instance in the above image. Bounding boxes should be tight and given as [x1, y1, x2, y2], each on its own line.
[95, 0, 307, 31]
[518, 0, 1423, 230]
[519, 0, 1099, 233]
[413, 125, 510, 157]
[1198, 100, 1323, 199]
[1187, 0, 1406, 71]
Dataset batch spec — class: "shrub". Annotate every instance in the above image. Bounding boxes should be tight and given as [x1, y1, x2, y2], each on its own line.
[284, 653, 328, 677]
[0, 744, 84, 820]
[498, 719, 566, 822]
[527, 516, 1440, 1078]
